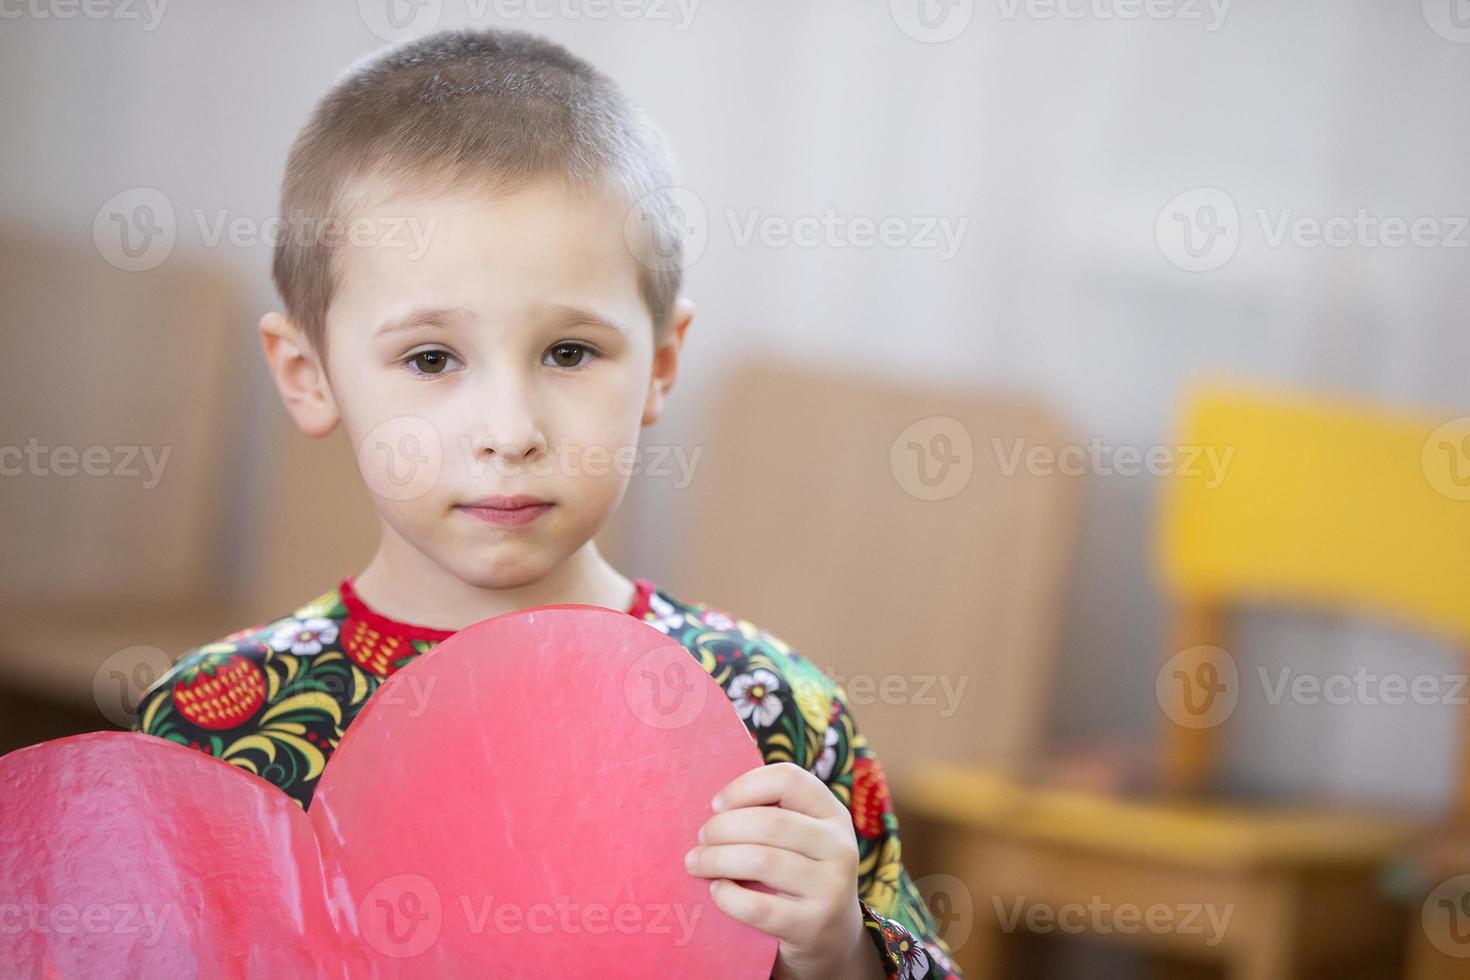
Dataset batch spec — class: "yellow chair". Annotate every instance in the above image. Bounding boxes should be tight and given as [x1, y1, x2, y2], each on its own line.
[909, 383, 1470, 979]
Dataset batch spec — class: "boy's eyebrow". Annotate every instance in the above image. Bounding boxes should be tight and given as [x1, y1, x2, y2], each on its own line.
[534, 303, 630, 337]
[371, 305, 629, 339]
[373, 306, 475, 339]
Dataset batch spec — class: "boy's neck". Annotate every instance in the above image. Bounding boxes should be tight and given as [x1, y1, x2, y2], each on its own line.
[349, 532, 637, 632]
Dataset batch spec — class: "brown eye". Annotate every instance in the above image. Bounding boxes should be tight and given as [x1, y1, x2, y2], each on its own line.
[545, 342, 594, 369]
[406, 350, 457, 375]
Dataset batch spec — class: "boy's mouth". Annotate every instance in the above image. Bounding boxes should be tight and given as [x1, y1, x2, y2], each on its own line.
[455, 495, 554, 528]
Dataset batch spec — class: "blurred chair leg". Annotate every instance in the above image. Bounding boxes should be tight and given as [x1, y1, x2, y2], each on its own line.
[1232, 940, 1297, 980]
[934, 828, 1016, 980]
[955, 919, 1014, 980]
[1153, 959, 1221, 980]
[1407, 924, 1470, 980]
[1230, 880, 1301, 980]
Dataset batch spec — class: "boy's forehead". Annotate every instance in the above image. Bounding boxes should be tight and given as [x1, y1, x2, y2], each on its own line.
[329, 177, 647, 330]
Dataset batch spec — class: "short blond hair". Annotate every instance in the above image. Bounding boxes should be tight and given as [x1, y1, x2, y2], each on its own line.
[271, 28, 683, 358]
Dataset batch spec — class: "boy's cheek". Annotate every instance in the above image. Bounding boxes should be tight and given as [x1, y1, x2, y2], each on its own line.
[344, 414, 452, 505]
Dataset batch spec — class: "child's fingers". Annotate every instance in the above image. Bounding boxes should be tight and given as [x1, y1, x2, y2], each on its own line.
[685, 842, 821, 897]
[705, 877, 809, 943]
[712, 762, 839, 819]
[697, 804, 839, 862]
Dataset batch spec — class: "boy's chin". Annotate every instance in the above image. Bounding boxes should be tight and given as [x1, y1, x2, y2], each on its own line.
[438, 545, 565, 593]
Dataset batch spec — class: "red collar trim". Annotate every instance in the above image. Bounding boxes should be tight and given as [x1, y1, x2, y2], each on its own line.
[627, 577, 655, 619]
[337, 576, 656, 642]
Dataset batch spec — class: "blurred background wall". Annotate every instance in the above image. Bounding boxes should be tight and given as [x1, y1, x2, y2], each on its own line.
[1, 2, 1467, 974]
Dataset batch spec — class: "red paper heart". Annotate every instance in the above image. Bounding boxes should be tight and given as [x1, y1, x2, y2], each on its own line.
[0, 604, 778, 978]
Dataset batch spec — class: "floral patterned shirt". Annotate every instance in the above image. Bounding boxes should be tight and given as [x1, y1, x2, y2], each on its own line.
[134, 577, 962, 979]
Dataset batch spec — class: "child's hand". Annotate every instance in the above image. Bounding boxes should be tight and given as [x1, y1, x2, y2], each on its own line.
[686, 762, 886, 980]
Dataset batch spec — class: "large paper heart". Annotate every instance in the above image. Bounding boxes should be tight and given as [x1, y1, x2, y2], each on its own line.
[0, 604, 778, 978]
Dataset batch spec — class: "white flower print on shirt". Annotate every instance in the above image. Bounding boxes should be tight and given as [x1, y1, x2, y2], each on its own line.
[701, 608, 737, 631]
[728, 668, 784, 728]
[902, 943, 932, 979]
[815, 723, 840, 781]
[647, 591, 685, 633]
[269, 617, 339, 656]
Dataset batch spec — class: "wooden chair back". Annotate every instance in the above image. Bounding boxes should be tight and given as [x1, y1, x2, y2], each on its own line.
[683, 359, 1082, 792]
[0, 226, 245, 607]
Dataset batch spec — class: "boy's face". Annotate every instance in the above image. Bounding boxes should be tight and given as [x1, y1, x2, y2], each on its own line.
[277, 176, 688, 591]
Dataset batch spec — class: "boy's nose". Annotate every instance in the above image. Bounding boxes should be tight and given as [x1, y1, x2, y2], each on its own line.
[467, 374, 548, 462]
[469, 407, 547, 460]
[474, 427, 546, 460]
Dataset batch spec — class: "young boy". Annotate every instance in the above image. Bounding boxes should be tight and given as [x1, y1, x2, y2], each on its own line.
[134, 28, 961, 980]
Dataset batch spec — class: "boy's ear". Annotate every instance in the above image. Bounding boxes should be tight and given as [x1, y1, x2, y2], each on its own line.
[258, 311, 339, 438]
[642, 297, 694, 427]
